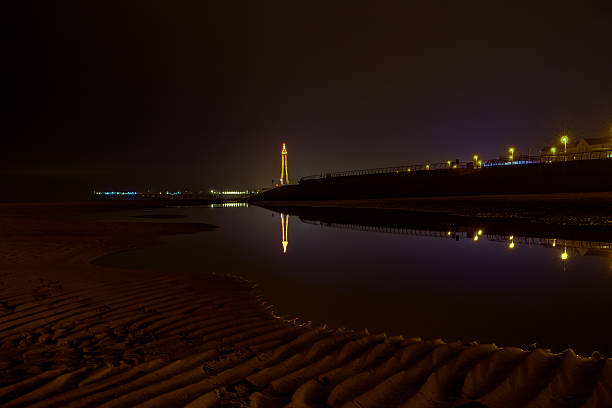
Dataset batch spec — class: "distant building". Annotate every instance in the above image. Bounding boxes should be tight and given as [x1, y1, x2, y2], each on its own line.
[542, 136, 612, 155]
[572, 137, 612, 153]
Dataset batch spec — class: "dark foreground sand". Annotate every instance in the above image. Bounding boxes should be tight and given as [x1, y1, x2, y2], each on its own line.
[1, 202, 610, 407]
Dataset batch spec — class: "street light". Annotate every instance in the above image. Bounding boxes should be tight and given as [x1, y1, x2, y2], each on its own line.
[550, 147, 556, 162]
[560, 135, 568, 153]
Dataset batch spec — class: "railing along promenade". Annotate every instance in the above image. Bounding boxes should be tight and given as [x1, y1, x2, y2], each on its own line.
[300, 149, 612, 182]
[486, 235, 612, 251]
[301, 219, 468, 239]
[301, 219, 612, 252]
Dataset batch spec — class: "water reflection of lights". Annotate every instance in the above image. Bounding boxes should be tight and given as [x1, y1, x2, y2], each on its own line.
[281, 213, 289, 254]
[299, 219, 612, 261]
[561, 246, 569, 260]
[209, 202, 249, 208]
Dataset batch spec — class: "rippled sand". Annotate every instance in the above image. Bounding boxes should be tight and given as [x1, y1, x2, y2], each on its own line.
[1, 202, 610, 407]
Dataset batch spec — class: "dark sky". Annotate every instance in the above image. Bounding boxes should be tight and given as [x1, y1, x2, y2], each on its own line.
[5, 1, 612, 199]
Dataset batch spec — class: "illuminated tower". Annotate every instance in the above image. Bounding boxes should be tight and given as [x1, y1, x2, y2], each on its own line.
[280, 143, 289, 184]
[281, 213, 289, 254]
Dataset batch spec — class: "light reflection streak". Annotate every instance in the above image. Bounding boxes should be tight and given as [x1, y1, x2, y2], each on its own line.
[209, 202, 248, 208]
[281, 213, 289, 254]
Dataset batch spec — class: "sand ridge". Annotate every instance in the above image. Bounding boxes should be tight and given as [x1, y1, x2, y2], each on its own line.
[1, 202, 611, 407]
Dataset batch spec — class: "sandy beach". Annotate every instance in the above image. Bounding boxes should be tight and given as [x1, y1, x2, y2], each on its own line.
[1, 202, 610, 407]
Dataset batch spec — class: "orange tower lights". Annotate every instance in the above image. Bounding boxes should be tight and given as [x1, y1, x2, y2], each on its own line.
[280, 143, 289, 184]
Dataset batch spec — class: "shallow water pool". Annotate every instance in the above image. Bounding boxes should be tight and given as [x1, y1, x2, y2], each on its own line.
[95, 204, 612, 356]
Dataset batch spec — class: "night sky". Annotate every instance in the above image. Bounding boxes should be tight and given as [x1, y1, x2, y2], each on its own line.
[5, 1, 612, 200]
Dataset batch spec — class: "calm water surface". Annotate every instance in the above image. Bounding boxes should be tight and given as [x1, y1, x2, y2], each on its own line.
[96, 204, 612, 356]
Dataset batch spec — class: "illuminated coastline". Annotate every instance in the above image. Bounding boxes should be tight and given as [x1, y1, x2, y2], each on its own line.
[209, 202, 249, 208]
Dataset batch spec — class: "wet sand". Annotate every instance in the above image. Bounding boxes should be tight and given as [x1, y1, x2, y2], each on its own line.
[1, 201, 611, 407]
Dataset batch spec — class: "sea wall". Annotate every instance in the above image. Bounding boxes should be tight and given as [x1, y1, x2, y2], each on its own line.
[249, 158, 612, 201]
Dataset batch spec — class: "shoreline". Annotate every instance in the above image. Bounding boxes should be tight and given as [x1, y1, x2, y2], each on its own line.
[250, 191, 612, 226]
[248, 159, 612, 203]
[254, 193, 612, 246]
[1, 201, 610, 407]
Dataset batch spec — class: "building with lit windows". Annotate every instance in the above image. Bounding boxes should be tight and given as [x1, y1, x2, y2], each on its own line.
[543, 136, 612, 155]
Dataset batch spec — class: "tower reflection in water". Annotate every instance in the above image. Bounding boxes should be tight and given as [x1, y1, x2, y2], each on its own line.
[280, 213, 289, 254]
